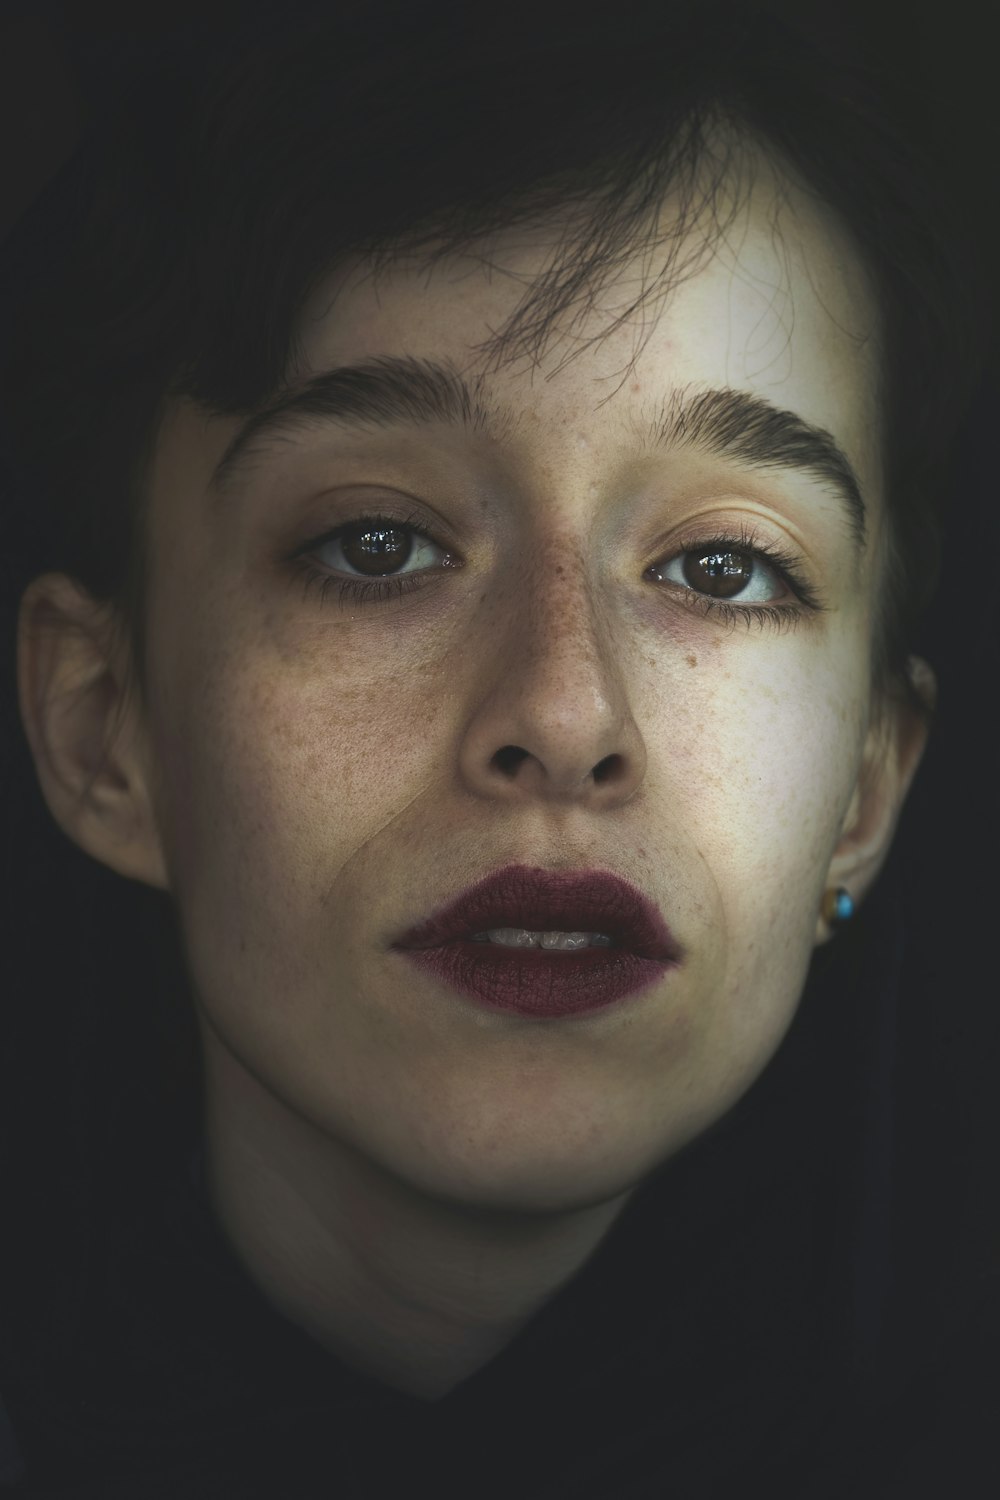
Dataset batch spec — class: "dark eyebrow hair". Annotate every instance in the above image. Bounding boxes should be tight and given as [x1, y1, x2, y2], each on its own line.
[208, 354, 867, 549]
[646, 384, 867, 549]
[209, 355, 512, 495]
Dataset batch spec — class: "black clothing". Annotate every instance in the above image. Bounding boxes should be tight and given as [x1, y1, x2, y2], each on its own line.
[1, 856, 997, 1498]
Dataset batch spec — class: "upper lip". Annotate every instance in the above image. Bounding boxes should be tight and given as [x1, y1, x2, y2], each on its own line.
[392, 864, 681, 962]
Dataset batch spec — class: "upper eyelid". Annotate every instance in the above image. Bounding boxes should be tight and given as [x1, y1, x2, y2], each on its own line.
[304, 513, 797, 561]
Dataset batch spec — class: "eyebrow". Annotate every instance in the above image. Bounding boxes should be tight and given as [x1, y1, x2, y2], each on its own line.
[209, 354, 867, 549]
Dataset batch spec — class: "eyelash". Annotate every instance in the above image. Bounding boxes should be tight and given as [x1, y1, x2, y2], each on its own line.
[287, 510, 825, 631]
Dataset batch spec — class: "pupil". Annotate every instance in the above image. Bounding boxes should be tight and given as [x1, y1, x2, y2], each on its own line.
[343, 523, 412, 576]
[683, 549, 752, 598]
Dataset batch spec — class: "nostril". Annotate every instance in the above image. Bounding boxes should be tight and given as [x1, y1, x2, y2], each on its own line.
[593, 754, 620, 783]
[493, 745, 528, 776]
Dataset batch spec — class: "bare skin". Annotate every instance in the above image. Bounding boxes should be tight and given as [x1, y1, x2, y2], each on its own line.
[18, 148, 932, 1399]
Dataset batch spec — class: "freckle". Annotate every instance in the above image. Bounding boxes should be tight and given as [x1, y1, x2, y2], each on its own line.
[686, 654, 698, 668]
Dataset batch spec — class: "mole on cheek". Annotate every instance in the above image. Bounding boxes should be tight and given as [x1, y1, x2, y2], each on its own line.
[686, 654, 698, 668]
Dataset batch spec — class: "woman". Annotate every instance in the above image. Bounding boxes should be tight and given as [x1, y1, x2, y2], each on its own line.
[1, 1, 996, 1494]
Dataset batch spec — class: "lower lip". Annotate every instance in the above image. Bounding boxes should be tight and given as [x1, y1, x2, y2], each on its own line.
[396, 940, 676, 1019]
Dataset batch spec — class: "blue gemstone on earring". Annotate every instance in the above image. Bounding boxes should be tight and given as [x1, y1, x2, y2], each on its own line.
[834, 888, 855, 922]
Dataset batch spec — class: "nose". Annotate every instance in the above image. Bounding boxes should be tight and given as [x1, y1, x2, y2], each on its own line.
[456, 535, 647, 810]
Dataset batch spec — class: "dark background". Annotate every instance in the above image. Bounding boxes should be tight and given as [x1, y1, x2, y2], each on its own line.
[1, 0, 999, 260]
[0, 0, 997, 1298]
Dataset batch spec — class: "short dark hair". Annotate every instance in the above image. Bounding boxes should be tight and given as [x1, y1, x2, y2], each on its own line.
[0, 0, 985, 737]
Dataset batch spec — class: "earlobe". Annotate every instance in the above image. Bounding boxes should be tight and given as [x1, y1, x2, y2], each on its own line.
[16, 571, 170, 892]
[815, 656, 936, 944]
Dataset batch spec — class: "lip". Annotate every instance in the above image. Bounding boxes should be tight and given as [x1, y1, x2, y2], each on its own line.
[391, 864, 682, 1019]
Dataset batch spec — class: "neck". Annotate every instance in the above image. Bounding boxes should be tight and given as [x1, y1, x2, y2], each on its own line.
[198, 1032, 633, 1400]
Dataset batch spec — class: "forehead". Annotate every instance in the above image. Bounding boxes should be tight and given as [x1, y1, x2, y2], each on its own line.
[291, 149, 882, 498]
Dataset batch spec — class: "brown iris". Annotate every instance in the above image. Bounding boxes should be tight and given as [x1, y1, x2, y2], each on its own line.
[341, 522, 413, 576]
[682, 548, 754, 598]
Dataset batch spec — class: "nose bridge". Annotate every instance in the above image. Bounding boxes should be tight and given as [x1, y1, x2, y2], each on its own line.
[457, 515, 646, 807]
[515, 525, 613, 681]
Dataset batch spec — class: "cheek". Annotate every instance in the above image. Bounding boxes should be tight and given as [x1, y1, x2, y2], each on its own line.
[148, 633, 434, 934]
[662, 640, 865, 953]
[689, 646, 863, 969]
[641, 645, 864, 1085]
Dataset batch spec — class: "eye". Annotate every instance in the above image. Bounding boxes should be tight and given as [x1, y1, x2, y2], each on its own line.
[651, 538, 792, 604]
[286, 509, 460, 612]
[287, 511, 823, 625]
[312, 514, 448, 579]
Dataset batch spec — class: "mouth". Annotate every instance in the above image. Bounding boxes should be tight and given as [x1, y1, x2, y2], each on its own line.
[390, 864, 681, 1018]
[392, 863, 680, 961]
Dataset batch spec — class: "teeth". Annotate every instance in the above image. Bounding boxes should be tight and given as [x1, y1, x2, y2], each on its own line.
[473, 928, 614, 951]
[538, 930, 613, 951]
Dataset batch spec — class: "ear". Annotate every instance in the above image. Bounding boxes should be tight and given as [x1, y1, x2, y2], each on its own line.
[815, 656, 936, 944]
[16, 571, 170, 891]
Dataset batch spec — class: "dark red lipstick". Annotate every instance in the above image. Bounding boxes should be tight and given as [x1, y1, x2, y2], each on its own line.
[392, 864, 682, 1019]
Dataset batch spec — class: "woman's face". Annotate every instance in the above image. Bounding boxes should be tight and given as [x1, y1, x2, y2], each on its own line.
[123, 157, 898, 1212]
